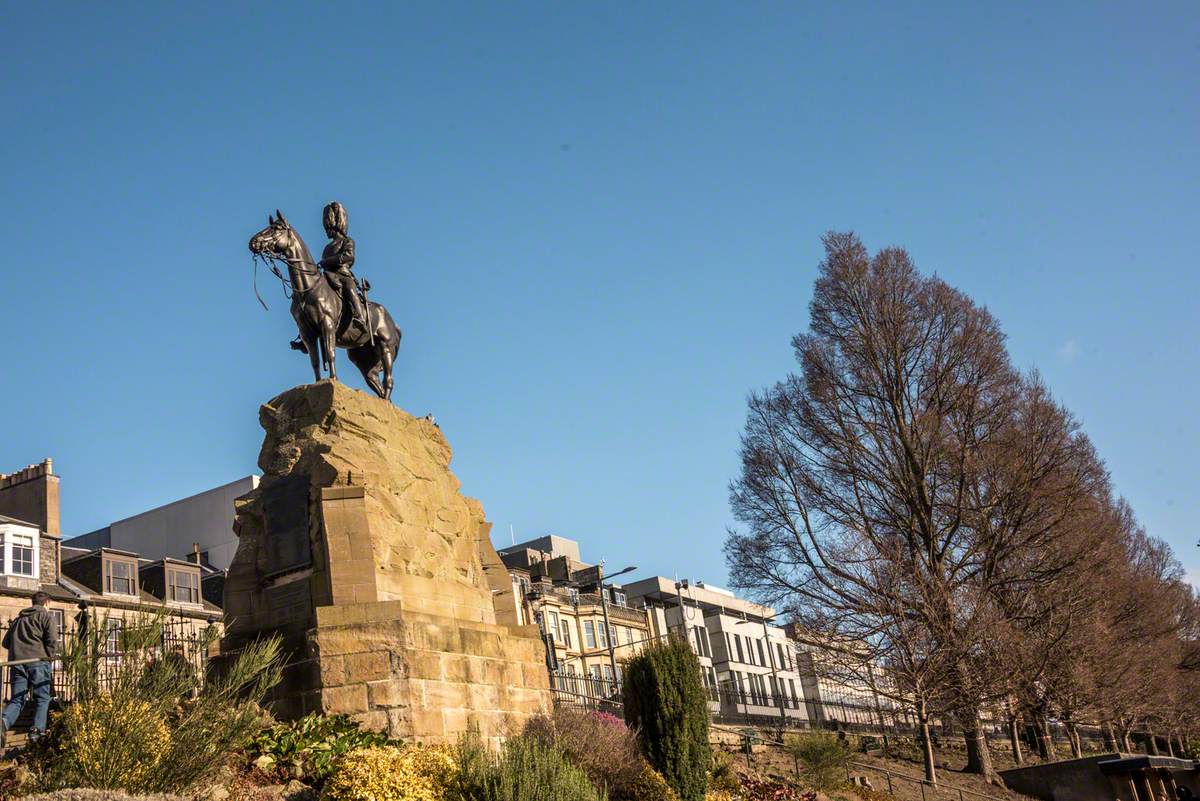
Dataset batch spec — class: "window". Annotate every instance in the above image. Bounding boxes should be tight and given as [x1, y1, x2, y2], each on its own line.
[608, 625, 617, 647]
[734, 635, 745, 663]
[597, 621, 608, 649]
[776, 643, 788, 670]
[168, 569, 200, 603]
[558, 617, 572, 648]
[105, 559, 135, 595]
[692, 626, 710, 658]
[8, 533, 34, 576]
[602, 665, 615, 682]
[105, 618, 124, 657]
[757, 640, 767, 666]
[0, 529, 38, 579]
[584, 620, 596, 649]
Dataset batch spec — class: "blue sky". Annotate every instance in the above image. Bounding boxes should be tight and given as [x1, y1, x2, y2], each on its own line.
[2, 3, 1197, 589]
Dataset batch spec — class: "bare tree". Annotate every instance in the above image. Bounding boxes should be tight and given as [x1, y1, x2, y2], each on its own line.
[727, 232, 1017, 784]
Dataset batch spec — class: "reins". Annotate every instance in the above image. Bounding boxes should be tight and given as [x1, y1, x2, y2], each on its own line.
[252, 249, 322, 311]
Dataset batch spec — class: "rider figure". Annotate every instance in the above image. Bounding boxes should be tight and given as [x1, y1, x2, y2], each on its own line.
[320, 201, 368, 339]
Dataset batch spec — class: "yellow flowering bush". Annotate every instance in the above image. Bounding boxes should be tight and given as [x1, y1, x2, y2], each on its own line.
[54, 695, 171, 789]
[320, 744, 457, 801]
[705, 792, 742, 801]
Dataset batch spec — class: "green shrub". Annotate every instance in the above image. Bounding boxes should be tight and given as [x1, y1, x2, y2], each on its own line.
[622, 636, 710, 801]
[250, 713, 395, 785]
[783, 732, 851, 793]
[33, 609, 283, 794]
[319, 744, 457, 801]
[455, 731, 606, 801]
[523, 708, 644, 800]
[626, 764, 678, 801]
[707, 751, 740, 795]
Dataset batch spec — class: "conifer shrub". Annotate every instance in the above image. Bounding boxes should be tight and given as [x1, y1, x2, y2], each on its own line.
[622, 636, 710, 801]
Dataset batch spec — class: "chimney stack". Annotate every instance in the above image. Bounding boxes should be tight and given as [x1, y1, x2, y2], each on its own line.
[0, 458, 60, 536]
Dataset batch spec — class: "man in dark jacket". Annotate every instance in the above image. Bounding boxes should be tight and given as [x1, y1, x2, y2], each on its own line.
[1, 592, 59, 742]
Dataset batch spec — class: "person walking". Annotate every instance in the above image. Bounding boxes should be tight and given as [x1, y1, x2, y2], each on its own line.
[1, 592, 60, 744]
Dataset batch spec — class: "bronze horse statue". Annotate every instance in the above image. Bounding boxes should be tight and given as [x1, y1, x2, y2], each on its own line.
[249, 211, 402, 399]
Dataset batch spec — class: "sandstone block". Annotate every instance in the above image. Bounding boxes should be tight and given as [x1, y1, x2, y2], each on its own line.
[344, 650, 390, 682]
[322, 684, 368, 715]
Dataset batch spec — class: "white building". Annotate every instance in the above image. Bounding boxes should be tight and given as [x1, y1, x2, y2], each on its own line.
[64, 476, 257, 571]
[622, 577, 808, 723]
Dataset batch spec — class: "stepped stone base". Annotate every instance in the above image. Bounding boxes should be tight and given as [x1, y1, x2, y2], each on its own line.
[221, 381, 551, 743]
[312, 602, 550, 741]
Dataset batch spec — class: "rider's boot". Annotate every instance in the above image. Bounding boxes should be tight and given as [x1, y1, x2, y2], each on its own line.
[343, 288, 370, 340]
[290, 337, 308, 353]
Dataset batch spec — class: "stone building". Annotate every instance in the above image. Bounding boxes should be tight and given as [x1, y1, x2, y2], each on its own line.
[623, 576, 808, 722]
[498, 536, 652, 696]
[0, 460, 220, 644]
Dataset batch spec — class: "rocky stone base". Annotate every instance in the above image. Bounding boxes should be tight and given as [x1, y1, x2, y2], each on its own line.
[222, 381, 553, 742]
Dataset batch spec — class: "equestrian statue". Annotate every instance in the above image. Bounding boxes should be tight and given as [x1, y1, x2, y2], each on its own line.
[248, 202, 402, 400]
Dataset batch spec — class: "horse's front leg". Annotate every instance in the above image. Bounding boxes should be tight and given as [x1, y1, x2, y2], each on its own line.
[324, 328, 338, 382]
[302, 327, 320, 383]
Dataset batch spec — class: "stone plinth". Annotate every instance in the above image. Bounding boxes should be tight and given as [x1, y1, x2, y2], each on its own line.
[222, 381, 551, 743]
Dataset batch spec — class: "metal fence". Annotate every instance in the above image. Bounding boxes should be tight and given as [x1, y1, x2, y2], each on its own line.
[0, 612, 214, 721]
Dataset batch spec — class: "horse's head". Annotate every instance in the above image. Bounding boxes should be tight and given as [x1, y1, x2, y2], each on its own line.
[248, 210, 297, 258]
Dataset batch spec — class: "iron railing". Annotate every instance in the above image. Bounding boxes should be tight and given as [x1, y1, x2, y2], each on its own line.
[0, 613, 215, 719]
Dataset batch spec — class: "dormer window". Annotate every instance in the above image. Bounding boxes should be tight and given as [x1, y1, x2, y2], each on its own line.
[0, 526, 39, 580]
[105, 558, 136, 596]
[168, 568, 200, 604]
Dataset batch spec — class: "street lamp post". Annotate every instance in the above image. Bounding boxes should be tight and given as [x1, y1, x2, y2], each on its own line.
[597, 564, 637, 693]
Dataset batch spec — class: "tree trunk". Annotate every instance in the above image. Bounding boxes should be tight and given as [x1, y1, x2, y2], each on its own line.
[918, 703, 938, 785]
[1120, 728, 1133, 752]
[1103, 721, 1119, 751]
[1035, 713, 1057, 760]
[1167, 736, 1177, 757]
[962, 709, 1001, 784]
[1008, 714, 1024, 765]
[1066, 721, 1082, 758]
[1146, 733, 1160, 755]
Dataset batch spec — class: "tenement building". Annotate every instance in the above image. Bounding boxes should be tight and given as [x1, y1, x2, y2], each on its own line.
[622, 576, 808, 722]
[0, 459, 221, 640]
[498, 535, 652, 697]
